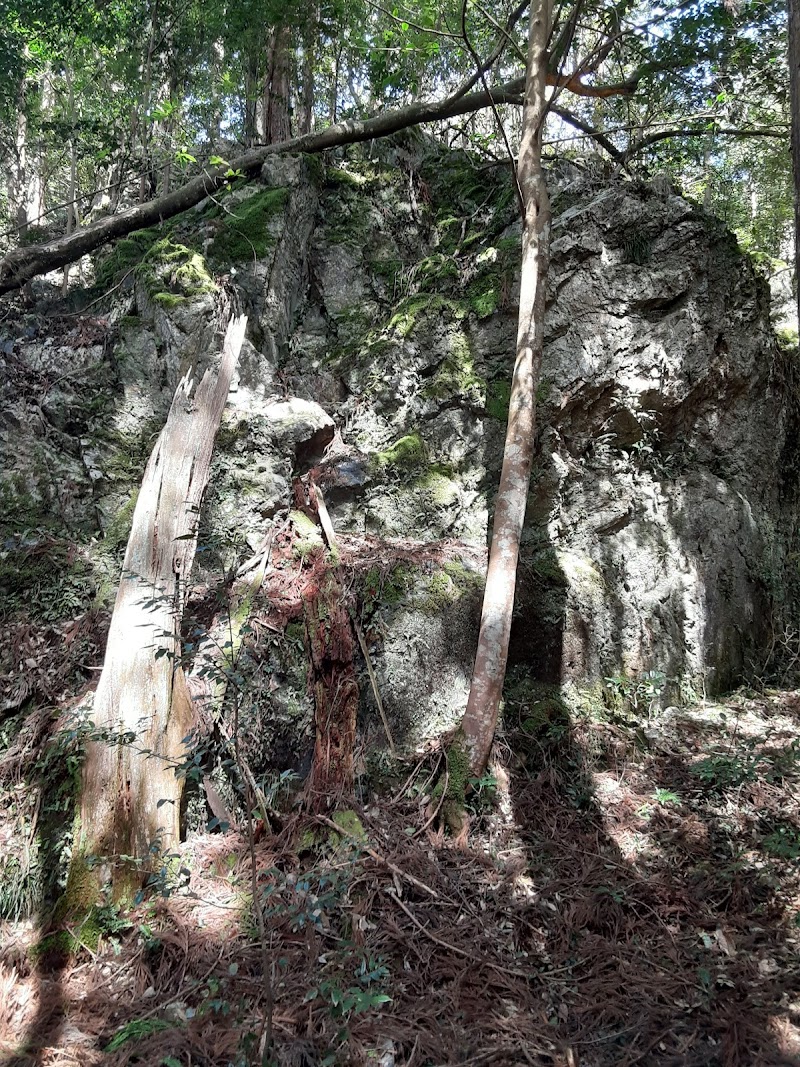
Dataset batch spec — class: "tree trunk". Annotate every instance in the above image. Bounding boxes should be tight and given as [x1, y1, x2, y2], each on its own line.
[244, 52, 260, 147]
[789, 0, 800, 326]
[139, 0, 159, 204]
[76, 313, 247, 898]
[0, 77, 529, 294]
[459, 0, 553, 777]
[304, 569, 359, 811]
[62, 67, 78, 296]
[298, 4, 319, 136]
[264, 24, 292, 144]
[295, 482, 359, 810]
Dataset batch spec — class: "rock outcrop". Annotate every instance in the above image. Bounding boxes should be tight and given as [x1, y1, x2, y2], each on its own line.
[2, 144, 797, 776]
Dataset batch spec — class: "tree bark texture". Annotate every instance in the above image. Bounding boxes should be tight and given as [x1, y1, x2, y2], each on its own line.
[298, 4, 319, 136]
[264, 24, 292, 144]
[789, 0, 800, 327]
[460, 0, 553, 776]
[77, 314, 246, 892]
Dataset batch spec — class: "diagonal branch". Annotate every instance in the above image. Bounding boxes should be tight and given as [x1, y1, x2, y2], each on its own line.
[0, 76, 525, 296]
[550, 104, 623, 161]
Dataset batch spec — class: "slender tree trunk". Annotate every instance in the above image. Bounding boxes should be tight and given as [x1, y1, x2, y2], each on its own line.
[244, 53, 260, 147]
[75, 314, 246, 899]
[63, 67, 78, 295]
[139, 1, 159, 204]
[789, 0, 800, 326]
[10, 76, 30, 238]
[330, 43, 342, 126]
[459, 0, 553, 776]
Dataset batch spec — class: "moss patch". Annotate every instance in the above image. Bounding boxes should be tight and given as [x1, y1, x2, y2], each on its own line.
[208, 186, 289, 261]
[486, 378, 511, 420]
[422, 330, 482, 404]
[290, 509, 324, 558]
[371, 432, 427, 475]
[433, 733, 470, 832]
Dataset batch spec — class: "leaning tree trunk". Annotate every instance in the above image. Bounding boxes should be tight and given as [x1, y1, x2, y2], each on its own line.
[75, 313, 246, 899]
[459, 0, 553, 777]
[789, 0, 800, 327]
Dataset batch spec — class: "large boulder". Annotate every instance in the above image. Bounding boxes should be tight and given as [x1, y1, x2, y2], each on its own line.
[2, 149, 797, 770]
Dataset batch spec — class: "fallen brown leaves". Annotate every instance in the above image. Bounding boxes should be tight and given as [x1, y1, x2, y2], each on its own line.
[1, 692, 799, 1066]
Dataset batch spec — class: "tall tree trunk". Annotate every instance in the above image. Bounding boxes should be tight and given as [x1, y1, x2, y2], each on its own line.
[10, 76, 30, 238]
[264, 24, 291, 145]
[330, 43, 342, 126]
[244, 52, 260, 147]
[789, 0, 800, 326]
[298, 4, 319, 136]
[62, 67, 78, 296]
[75, 313, 247, 899]
[459, 0, 553, 776]
[139, 0, 159, 204]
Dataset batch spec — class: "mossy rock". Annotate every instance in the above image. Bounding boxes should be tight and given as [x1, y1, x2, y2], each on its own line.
[208, 186, 289, 261]
[415, 559, 483, 615]
[96, 230, 216, 305]
[486, 378, 511, 420]
[371, 432, 427, 475]
[421, 330, 482, 404]
[504, 675, 570, 746]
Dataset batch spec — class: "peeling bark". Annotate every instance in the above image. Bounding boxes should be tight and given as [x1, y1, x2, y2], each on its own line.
[304, 569, 359, 810]
[295, 483, 359, 810]
[460, 0, 553, 776]
[76, 313, 246, 895]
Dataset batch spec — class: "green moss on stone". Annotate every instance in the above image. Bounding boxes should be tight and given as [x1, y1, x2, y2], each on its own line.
[386, 294, 466, 338]
[208, 187, 289, 261]
[486, 378, 511, 421]
[94, 228, 163, 290]
[152, 292, 185, 308]
[422, 331, 482, 403]
[416, 558, 482, 615]
[372, 432, 427, 474]
[104, 490, 138, 553]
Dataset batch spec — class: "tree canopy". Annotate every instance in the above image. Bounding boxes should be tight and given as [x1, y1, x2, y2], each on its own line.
[0, 0, 793, 291]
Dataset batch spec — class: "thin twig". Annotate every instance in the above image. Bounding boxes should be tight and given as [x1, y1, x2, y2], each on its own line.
[386, 889, 536, 979]
[315, 814, 440, 899]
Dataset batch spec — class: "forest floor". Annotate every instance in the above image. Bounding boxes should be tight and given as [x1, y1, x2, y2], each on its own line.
[1, 688, 799, 1067]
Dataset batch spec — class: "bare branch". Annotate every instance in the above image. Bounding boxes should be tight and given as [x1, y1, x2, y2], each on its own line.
[450, 0, 530, 102]
[550, 104, 623, 161]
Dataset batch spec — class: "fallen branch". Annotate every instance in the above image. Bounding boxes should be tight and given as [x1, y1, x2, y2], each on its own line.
[315, 814, 440, 899]
[0, 77, 525, 296]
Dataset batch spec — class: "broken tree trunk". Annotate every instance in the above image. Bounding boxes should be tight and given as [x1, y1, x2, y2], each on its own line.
[304, 569, 359, 810]
[459, 0, 553, 777]
[295, 483, 359, 810]
[75, 313, 247, 897]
